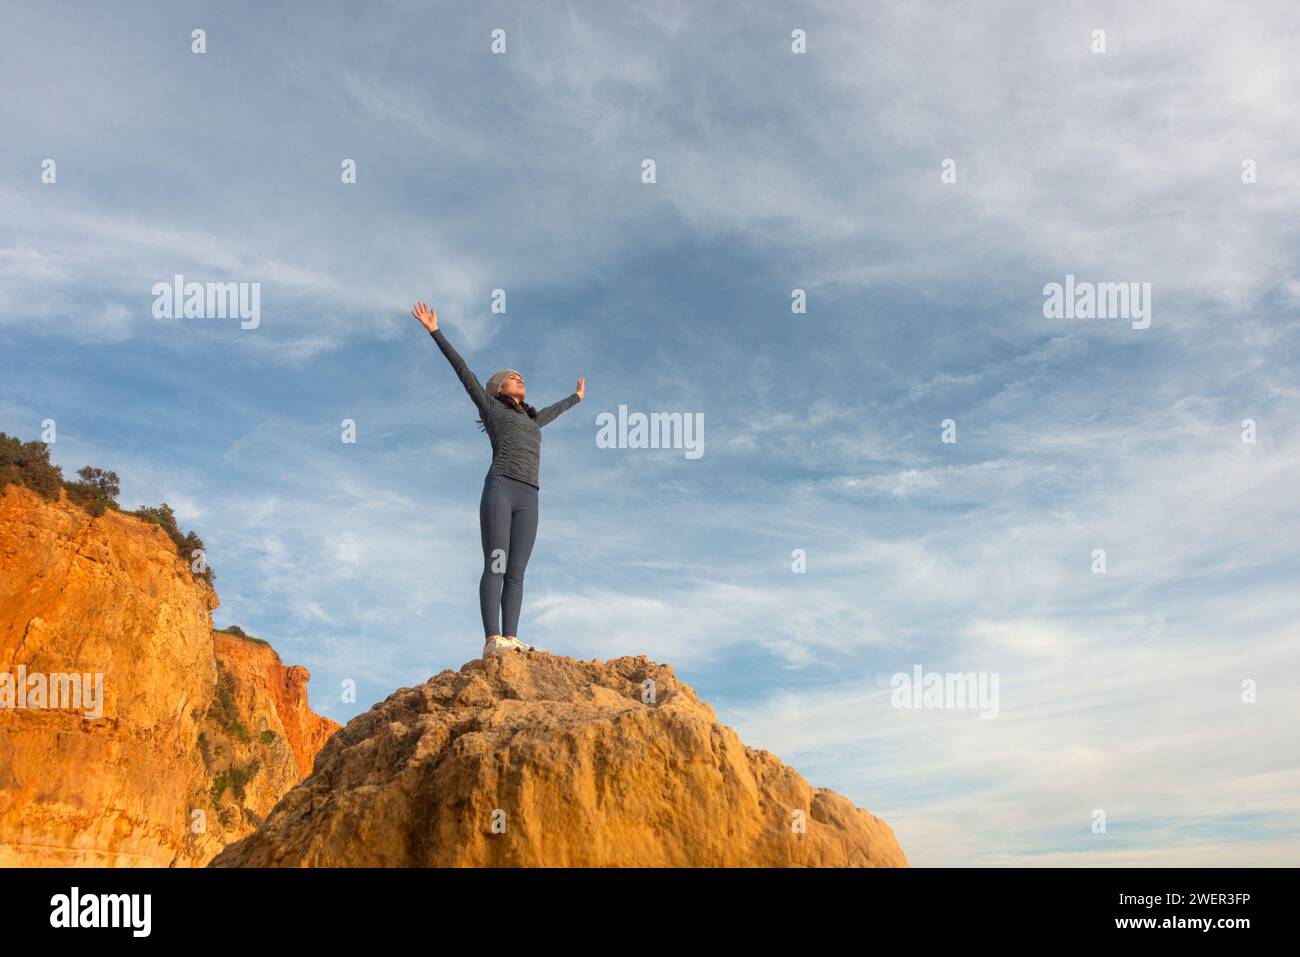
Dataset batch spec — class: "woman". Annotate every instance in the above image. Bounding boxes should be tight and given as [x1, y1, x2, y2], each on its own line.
[411, 301, 585, 659]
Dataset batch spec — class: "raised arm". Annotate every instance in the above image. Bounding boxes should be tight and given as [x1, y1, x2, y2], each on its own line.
[411, 301, 492, 419]
[537, 377, 585, 428]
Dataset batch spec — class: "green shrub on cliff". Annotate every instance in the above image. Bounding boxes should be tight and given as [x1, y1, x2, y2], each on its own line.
[0, 431, 217, 585]
[0, 433, 64, 500]
[63, 466, 121, 516]
[216, 624, 269, 646]
[211, 759, 262, 805]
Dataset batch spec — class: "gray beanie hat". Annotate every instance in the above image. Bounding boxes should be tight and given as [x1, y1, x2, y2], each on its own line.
[484, 369, 520, 397]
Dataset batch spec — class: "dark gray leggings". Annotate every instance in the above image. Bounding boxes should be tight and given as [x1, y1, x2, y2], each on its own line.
[478, 474, 538, 638]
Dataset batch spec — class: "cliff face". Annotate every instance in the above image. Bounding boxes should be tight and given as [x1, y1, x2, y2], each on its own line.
[211, 650, 908, 867]
[0, 484, 339, 866]
[211, 631, 339, 781]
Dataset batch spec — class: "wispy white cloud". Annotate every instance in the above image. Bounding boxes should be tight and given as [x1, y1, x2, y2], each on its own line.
[2, 0, 1297, 867]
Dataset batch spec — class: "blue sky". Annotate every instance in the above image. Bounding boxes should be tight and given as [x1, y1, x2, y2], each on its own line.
[2, 0, 1298, 866]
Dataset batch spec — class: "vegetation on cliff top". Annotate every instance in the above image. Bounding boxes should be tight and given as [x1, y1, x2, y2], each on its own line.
[215, 624, 269, 646]
[0, 431, 216, 585]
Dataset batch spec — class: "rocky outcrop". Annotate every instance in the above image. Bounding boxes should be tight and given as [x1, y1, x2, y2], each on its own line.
[0, 483, 338, 866]
[211, 650, 908, 867]
[211, 631, 338, 781]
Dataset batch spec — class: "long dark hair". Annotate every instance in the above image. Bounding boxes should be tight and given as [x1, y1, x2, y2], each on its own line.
[477, 392, 538, 432]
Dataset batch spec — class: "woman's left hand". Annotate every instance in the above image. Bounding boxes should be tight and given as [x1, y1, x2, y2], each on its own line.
[576, 377, 585, 400]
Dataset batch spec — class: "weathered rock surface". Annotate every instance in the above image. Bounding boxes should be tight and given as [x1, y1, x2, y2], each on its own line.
[0, 484, 338, 866]
[211, 650, 908, 867]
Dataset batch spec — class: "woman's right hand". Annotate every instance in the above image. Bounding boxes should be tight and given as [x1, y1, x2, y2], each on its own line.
[410, 301, 439, 333]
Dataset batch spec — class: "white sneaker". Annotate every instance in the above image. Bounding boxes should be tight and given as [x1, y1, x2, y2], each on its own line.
[502, 636, 540, 653]
[482, 635, 515, 658]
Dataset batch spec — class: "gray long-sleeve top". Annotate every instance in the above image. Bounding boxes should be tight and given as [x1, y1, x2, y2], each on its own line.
[429, 327, 580, 489]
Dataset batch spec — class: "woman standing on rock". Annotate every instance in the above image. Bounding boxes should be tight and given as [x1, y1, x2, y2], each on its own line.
[410, 301, 584, 659]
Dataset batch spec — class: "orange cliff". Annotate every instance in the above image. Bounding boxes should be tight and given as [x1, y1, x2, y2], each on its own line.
[0, 483, 339, 866]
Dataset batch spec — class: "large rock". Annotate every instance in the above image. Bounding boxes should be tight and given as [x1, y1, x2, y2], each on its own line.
[211, 650, 907, 867]
[0, 483, 338, 866]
